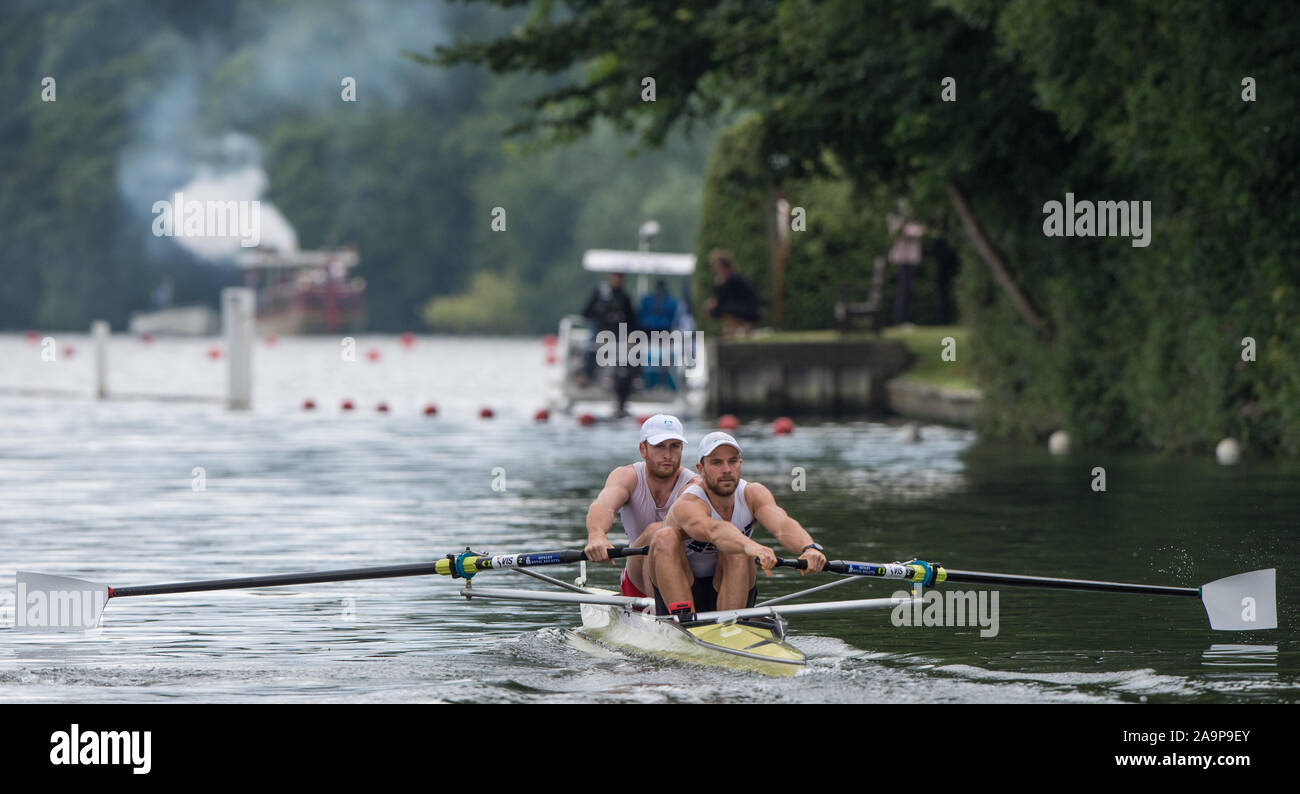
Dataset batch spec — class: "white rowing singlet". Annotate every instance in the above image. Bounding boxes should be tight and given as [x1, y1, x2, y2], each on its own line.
[679, 480, 754, 578]
[618, 462, 696, 544]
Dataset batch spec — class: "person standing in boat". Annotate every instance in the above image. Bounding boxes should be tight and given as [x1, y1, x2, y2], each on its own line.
[637, 279, 679, 391]
[580, 272, 640, 417]
[648, 431, 827, 618]
[584, 415, 697, 602]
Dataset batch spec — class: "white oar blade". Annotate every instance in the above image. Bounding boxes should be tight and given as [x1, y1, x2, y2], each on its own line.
[1201, 569, 1276, 631]
[13, 572, 109, 632]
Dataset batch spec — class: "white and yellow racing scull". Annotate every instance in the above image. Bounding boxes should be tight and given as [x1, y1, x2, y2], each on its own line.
[15, 547, 1276, 678]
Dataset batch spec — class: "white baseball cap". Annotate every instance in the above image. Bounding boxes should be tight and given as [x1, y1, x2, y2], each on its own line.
[697, 431, 741, 461]
[639, 414, 687, 446]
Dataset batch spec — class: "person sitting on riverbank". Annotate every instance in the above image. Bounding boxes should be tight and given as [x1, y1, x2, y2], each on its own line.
[703, 249, 759, 338]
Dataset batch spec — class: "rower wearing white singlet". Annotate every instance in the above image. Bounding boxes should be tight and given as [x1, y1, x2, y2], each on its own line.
[648, 431, 828, 617]
[584, 414, 696, 599]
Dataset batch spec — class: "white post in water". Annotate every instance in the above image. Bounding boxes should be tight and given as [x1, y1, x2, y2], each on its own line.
[222, 287, 254, 410]
[92, 320, 110, 399]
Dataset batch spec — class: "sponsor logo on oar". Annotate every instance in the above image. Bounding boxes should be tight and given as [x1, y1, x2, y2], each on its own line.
[14, 572, 107, 631]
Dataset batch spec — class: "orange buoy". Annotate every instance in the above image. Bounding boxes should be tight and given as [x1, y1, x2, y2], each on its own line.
[717, 414, 740, 431]
[479, 406, 494, 419]
[341, 399, 355, 411]
[772, 416, 795, 435]
[207, 346, 222, 360]
[140, 333, 154, 344]
[534, 408, 550, 422]
[423, 403, 438, 416]
[63, 345, 76, 358]
[302, 399, 316, 410]
[577, 413, 596, 426]
[399, 332, 416, 348]
[376, 402, 390, 413]
[366, 348, 382, 362]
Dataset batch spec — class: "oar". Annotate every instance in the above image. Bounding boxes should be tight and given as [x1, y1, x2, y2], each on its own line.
[773, 558, 1276, 631]
[13, 546, 647, 631]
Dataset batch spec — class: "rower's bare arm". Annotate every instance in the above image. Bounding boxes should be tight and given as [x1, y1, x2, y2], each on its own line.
[584, 467, 636, 563]
[748, 483, 825, 573]
[672, 495, 777, 569]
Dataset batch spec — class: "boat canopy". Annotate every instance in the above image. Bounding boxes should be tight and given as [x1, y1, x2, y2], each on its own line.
[582, 249, 695, 276]
[237, 248, 360, 271]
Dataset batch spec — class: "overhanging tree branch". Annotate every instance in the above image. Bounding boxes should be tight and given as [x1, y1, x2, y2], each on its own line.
[945, 182, 1049, 336]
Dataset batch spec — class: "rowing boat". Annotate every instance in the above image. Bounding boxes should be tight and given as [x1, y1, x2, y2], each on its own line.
[449, 549, 907, 676]
[580, 598, 806, 677]
[15, 546, 1277, 678]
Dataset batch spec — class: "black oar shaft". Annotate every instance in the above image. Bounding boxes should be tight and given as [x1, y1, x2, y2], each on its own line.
[109, 546, 648, 599]
[110, 561, 446, 598]
[942, 568, 1199, 598]
[775, 558, 1200, 598]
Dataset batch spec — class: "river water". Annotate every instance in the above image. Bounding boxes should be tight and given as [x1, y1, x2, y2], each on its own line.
[1, 333, 1295, 703]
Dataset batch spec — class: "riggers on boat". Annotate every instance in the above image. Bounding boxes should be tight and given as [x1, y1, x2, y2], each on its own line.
[17, 545, 1277, 678]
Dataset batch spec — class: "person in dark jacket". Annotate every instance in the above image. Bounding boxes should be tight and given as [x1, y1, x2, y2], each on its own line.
[581, 273, 640, 416]
[703, 249, 759, 337]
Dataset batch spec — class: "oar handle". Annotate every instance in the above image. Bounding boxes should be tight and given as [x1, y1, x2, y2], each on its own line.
[606, 546, 648, 560]
[775, 558, 808, 570]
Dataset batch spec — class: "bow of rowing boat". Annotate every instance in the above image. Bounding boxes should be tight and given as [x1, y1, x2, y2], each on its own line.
[579, 594, 806, 677]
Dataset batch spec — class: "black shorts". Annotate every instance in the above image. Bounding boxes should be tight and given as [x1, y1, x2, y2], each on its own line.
[653, 576, 757, 615]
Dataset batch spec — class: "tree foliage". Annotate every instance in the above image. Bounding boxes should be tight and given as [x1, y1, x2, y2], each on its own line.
[434, 0, 1300, 454]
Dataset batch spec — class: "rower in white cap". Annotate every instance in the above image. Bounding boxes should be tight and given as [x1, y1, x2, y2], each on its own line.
[647, 431, 827, 618]
[583, 414, 698, 601]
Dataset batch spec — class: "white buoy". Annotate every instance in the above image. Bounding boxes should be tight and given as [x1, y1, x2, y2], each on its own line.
[1215, 438, 1241, 466]
[1048, 430, 1071, 455]
[897, 423, 921, 443]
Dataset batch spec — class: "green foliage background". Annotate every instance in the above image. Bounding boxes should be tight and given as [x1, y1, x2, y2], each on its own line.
[4, 0, 1297, 456]
[0, 0, 713, 335]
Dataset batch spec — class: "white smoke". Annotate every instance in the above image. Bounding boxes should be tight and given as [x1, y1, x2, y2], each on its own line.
[116, 1, 449, 263]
